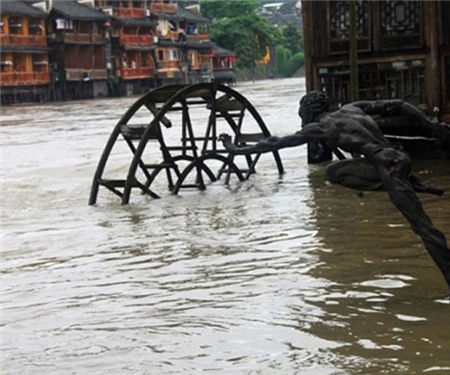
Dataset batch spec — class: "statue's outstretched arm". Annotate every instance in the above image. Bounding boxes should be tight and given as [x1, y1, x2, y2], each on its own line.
[220, 123, 327, 155]
[219, 132, 308, 155]
[352, 100, 433, 127]
[351, 99, 404, 116]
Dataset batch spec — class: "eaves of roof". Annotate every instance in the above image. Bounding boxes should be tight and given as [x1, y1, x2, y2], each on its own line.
[213, 45, 236, 57]
[213, 70, 236, 80]
[185, 41, 213, 50]
[122, 45, 156, 51]
[176, 7, 210, 24]
[51, 0, 109, 21]
[0, 45, 50, 53]
[0, 0, 46, 18]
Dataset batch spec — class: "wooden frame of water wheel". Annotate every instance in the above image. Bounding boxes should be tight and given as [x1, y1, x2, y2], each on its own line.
[89, 83, 284, 205]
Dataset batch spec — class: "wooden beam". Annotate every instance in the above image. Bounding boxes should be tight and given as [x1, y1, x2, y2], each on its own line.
[301, 0, 314, 92]
[315, 53, 427, 68]
[349, 0, 359, 101]
[424, 1, 441, 114]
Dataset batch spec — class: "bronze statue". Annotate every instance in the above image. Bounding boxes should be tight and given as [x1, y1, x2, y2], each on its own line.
[220, 92, 450, 292]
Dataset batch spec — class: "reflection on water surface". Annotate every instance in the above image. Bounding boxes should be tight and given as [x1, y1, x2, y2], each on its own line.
[1, 78, 449, 374]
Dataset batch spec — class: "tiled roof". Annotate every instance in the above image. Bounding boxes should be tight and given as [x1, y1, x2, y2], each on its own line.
[0, 0, 46, 17]
[177, 7, 210, 24]
[150, 6, 210, 23]
[185, 41, 213, 50]
[213, 44, 235, 57]
[51, 0, 109, 21]
[1, 45, 49, 53]
[213, 70, 236, 80]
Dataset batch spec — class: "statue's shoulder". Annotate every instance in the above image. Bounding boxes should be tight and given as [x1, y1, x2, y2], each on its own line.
[331, 104, 365, 118]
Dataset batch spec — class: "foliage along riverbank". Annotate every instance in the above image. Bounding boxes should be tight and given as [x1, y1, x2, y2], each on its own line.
[201, 0, 305, 80]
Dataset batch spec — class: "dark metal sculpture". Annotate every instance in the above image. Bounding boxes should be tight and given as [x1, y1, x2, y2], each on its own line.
[220, 91, 450, 292]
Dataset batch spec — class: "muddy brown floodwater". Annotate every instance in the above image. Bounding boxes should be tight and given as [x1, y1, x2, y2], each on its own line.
[1, 78, 450, 375]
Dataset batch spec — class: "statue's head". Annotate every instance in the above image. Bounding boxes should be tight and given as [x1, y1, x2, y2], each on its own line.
[298, 91, 330, 125]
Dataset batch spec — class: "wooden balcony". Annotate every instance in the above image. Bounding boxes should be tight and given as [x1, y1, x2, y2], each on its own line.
[65, 68, 107, 81]
[0, 73, 15, 85]
[0, 34, 47, 46]
[190, 62, 200, 70]
[62, 33, 104, 44]
[158, 31, 179, 41]
[113, 7, 145, 18]
[150, 2, 177, 14]
[200, 63, 212, 71]
[186, 33, 210, 42]
[121, 67, 152, 79]
[0, 71, 50, 86]
[156, 60, 180, 70]
[34, 71, 50, 84]
[92, 33, 104, 44]
[64, 32, 90, 44]
[119, 34, 152, 46]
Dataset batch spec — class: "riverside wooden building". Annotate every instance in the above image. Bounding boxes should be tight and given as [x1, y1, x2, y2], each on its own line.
[301, 0, 450, 122]
[47, 0, 109, 100]
[100, 0, 156, 96]
[0, 0, 50, 103]
[1, 0, 231, 104]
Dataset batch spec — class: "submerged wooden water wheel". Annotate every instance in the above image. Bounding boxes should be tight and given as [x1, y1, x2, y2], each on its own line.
[89, 83, 284, 205]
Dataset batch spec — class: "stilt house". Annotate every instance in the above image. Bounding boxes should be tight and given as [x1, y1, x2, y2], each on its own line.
[47, 0, 109, 100]
[95, 0, 155, 96]
[211, 44, 236, 85]
[0, 0, 50, 103]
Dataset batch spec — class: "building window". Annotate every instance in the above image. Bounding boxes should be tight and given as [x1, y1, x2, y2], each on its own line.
[328, 1, 370, 54]
[380, 1, 422, 50]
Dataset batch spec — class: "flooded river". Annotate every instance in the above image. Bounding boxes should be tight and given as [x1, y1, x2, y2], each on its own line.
[1, 78, 450, 374]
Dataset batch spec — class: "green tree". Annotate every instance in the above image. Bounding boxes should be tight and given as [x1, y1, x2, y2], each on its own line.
[201, 0, 280, 70]
[286, 51, 304, 75]
[275, 45, 304, 77]
[201, 0, 259, 19]
[275, 45, 291, 76]
[281, 22, 303, 54]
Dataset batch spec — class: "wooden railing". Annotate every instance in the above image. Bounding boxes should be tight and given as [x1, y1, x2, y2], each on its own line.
[121, 67, 152, 79]
[119, 34, 152, 46]
[150, 2, 177, 14]
[63, 33, 104, 44]
[34, 71, 50, 84]
[186, 33, 210, 42]
[0, 71, 50, 86]
[199, 56, 212, 70]
[11, 72, 33, 85]
[200, 62, 212, 71]
[91, 33, 104, 44]
[189, 62, 200, 70]
[0, 34, 47, 46]
[158, 31, 179, 41]
[213, 66, 233, 71]
[0, 73, 15, 85]
[65, 68, 107, 81]
[64, 33, 90, 44]
[113, 7, 145, 18]
[156, 60, 180, 70]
